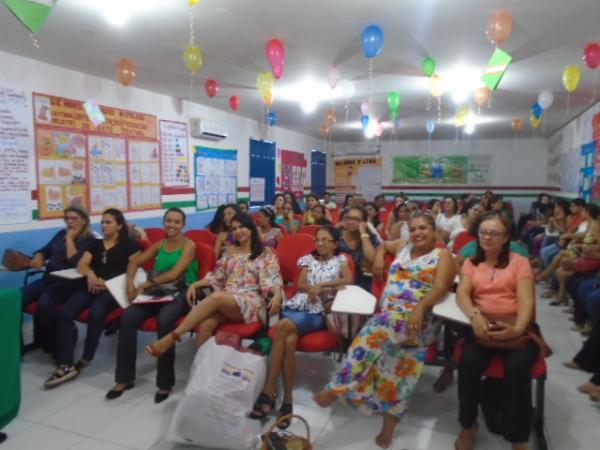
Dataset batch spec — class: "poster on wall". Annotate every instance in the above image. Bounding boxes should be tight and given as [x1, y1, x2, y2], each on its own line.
[159, 120, 190, 190]
[467, 155, 492, 184]
[0, 86, 32, 224]
[392, 156, 468, 184]
[195, 147, 237, 211]
[128, 140, 161, 210]
[280, 149, 306, 198]
[334, 157, 382, 201]
[89, 135, 128, 214]
[581, 141, 596, 202]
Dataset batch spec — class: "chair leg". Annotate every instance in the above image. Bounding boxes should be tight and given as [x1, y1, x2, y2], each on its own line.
[533, 377, 548, 450]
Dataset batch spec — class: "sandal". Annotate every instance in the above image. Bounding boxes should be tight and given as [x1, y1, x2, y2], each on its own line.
[44, 365, 79, 389]
[249, 392, 275, 419]
[276, 402, 293, 430]
[145, 331, 181, 358]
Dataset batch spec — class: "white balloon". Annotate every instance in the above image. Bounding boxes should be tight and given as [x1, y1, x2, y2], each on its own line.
[538, 91, 554, 110]
[328, 66, 341, 89]
[360, 101, 369, 116]
[426, 120, 435, 134]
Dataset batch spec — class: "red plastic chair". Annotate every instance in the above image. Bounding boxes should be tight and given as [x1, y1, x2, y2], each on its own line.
[379, 210, 391, 227]
[144, 228, 165, 244]
[277, 234, 316, 262]
[185, 229, 216, 246]
[329, 210, 340, 224]
[299, 225, 322, 236]
[452, 231, 476, 254]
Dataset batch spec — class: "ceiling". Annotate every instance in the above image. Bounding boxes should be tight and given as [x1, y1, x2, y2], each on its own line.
[1, 0, 599, 142]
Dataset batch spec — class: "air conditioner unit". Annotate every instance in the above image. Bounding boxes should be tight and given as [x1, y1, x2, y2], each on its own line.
[190, 118, 228, 141]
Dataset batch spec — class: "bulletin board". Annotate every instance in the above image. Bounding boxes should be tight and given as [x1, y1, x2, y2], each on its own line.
[195, 146, 237, 211]
[159, 120, 190, 191]
[280, 149, 307, 199]
[392, 156, 468, 184]
[334, 157, 382, 201]
[33, 93, 158, 218]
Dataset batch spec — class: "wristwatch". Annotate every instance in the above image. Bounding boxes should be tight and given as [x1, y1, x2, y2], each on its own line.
[360, 233, 370, 239]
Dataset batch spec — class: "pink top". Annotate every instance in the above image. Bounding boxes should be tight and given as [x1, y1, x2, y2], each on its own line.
[462, 252, 533, 316]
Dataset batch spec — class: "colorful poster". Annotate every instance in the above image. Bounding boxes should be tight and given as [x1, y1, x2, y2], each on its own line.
[467, 155, 492, 184]
[581, 141, 596, 202]
[195, 147, 237, 211]
[280, 149, 306, 198]
[334, 157, 382, 201]
[88, 135, 128, 214]
[0, 86, 32, 224]
[159, 120, 190, 189]
[392, 156, 468, 184]
[128, 140, 161, 210]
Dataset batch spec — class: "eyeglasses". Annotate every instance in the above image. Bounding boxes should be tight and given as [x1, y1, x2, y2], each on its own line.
[315, 238, 334, 244]
[344, 216, 361, 222]
[478, 230, 505, 239]
[64, 215, 80, 221]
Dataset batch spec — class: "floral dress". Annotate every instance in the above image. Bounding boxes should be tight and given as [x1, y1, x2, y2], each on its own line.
[325, 244, 442, 418]
[205, 251, 282, 323]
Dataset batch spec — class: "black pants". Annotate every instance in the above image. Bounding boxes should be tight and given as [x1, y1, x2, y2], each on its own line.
[441, 321, 470, 367]
[574, 319, 600, 372]
[458, 337, 539, 443]
[114, 294, 189, 390]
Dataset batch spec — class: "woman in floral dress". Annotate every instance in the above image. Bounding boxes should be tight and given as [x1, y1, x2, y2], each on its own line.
[145, 213, 283, 355]
[314, 213, 455, 449]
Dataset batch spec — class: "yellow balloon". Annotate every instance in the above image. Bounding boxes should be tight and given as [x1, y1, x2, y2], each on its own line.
[530, 114, 542, 129]
[189, 0, 200, 5]
[430, 73, 444, 98]
[562, 66, 581, 93]
[257, 71, 275, 96]
[182, 44, 202, 74]
[456, 105, 470, 121]
[262, 90, 274, 106]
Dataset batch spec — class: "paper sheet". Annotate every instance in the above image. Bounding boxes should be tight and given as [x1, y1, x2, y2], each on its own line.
[331, 285, 377, 315]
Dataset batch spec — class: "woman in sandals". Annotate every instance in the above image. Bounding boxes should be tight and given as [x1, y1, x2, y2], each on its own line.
[250, 226, 354, 429]
[314, 213, 455, 449]
[105, 208, 197, 403]
[144, 213, 283, 355]
[44, 209, 140, 388]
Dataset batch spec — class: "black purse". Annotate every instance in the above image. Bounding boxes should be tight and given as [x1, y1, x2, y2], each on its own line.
[144, 270, 185, 297]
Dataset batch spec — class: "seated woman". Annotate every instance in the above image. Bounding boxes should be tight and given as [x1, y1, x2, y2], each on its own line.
[23, 205, 96, 356]
[236, 200, 249, 213]
[455, 212, 538, 450]
[385, 203, 410, 241]
[250, 226, 353, 429]
[314, 213, 455, 449]
[448, 200, 484, 251]
[275, 202, 301, 234]
[311, 204, 332, 226]
[257, 207, 282, 248]
[272, 193, 286, 219]
[44, 208, 140, 388]
[564, 318, 600, 400]
[365, 201, 382, 231]
[145, 213, 283, 355]
[284, 191, 303, 215]
[106, 208, 198, 403]
[214, 203, 241, 259]
[303, 193, 321, 225]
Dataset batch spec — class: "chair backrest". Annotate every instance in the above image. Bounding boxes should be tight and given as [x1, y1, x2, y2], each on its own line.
[136, 239, 155, 272]
[275, 250, 299, 284]
[251, 212, 261, 225]
[340, 251, 357, 281]
[371, 253, 394, 299]
[293, 213, 304, 224]
[452, 231, 476, 254]
[185, 229, 216, 246]
[277, 233, 316, 261]
[144, 227, 165, 244]
[379, 210, 391, 227]
[195, 243, 216, 279]
[329, 209, 340, 224]
[299, 225, 322, 236]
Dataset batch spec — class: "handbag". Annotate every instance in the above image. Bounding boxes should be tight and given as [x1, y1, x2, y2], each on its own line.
[2, 249, 32, 271]
[144, 269, 184, 297]
[475, 315, 553, 357]
[572, 257, 600, 274]
[261, 415, 312, 450]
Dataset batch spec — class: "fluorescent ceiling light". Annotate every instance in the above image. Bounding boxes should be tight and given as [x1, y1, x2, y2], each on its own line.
[444, 67, 484, 104]
[275, 78, 349, 115]
[73, 0, 172, 27]
[464, 123, 475, 134]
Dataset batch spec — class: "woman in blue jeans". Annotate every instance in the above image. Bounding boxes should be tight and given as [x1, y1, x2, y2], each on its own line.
[44, 209, 140, 388]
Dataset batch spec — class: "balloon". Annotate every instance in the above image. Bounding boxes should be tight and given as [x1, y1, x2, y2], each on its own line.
[205, 79, 219, 98]
[474, 87, 490, 107]
[486, 10, 513, 46]
[183, 44, 202, 74]
[387, 91, 400, 112]
[267, 111, 277, 127]
[339, 80, 355, 99]
[229, 95, 240, 111]
[361, 115, 369, 130]
[375, 122, 384, 137]
[257, 71, 275, 96]
[530, 115, 542, 129]
[326, 108, 337, 125]
[583, 43, 600, 70]
[266, 39, 285, 79]
[116, 59, 136, 86]
[262, 90, 274, 106]
[426, 120, 435, 134]
[532, 103, 543, 119]
[455, 105, 470, 126]
[422, 57, 436, 77]
[389, 110, 398, 121]
[360, 101, 369, 116]
[563, 66, 581, 92]
[319, 124, 330, 138]
[361, 25, 384, 58]
[188, 0, 200, 5]
[328, 66, 341, 89]
[511, 118, 523, 133]
[538, 91, 554, 110]
[430, 73, 444, 97]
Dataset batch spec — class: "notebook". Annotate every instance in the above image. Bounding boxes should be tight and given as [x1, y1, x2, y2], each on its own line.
[50, 268, 84, 279]
[105, 269, 174, 308]
[331, 285, 377, 315]
[432, 293, 469, 325]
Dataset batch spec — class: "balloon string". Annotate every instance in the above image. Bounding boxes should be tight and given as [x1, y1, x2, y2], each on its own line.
[368, 59, 373, 107]
[566, 92, 571, 117]
[592, 71, 598, 103]
[30, 33, 40, 48]
[189, 6, 195, 45]
[189, 73, 194, 101]
[426, 95, 432, 112]
[345, 98, 349, 121]
[487, 92, 492, 109]
[437, 97, 442, 123]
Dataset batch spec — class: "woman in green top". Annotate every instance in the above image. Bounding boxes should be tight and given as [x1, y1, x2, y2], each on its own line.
[106, 208, 198, 404]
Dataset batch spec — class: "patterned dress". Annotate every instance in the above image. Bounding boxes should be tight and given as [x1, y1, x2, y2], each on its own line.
[325, 244, 442, 417]
[205, 251, 282, 323]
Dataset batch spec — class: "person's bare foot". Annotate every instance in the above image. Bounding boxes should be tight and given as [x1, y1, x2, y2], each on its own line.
[374, 413, 399, 449]
[374, 432, 393, 449]
[512, 443, 528, 450]
[454, 425, 478, 450]
[563, 360, 583, 371]
[313, 389, 337, 408]
[578, 382, 597, 394]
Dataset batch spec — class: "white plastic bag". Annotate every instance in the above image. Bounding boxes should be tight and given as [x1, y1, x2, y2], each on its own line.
[167, 337, 267, 449]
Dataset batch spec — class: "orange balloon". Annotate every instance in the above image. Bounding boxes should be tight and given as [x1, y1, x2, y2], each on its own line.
[511, 118, 523, 133]
[262, 90, 274, 106]
[474, 87, 490, 107]
[486, 10, 513, 46]
[326, 108, 337, 125]
[116, 59, 136, 86]
[319, 124, 330, 138]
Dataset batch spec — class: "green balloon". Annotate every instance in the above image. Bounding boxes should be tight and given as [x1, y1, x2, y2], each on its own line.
[387, 91, 400, 112]
[389, 110, 398, 121]
[422, 57, 436, 77]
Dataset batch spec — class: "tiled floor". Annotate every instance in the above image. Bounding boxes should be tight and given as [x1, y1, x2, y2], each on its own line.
[4, 291, 600, 450]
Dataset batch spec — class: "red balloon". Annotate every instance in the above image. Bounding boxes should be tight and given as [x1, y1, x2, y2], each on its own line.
[229, 95, 240, 111]
[266, 38, 285, 79]
[205, 79, 219, 98]
[583, 43, 600, 70]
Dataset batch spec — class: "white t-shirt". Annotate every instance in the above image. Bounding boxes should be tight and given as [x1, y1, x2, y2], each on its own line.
[436, 213, 462, 234]
[447, 217, 467, 250]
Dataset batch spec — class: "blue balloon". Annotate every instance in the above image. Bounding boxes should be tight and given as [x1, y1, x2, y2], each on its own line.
[361, 115, 369, 130]
[426, 120, 435, 134]
[267, 111, 277, 126]
[361, 25, 384, 58]
[532, 103, 543, 119]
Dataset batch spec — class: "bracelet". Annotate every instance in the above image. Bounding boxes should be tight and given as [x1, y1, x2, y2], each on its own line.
[469, 309, 480, 321]
[360, 233, 370, 239]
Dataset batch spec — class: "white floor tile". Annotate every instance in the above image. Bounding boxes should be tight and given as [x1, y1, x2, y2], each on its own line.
[70, 437, 133, 450]
[0, 423, 84, 450]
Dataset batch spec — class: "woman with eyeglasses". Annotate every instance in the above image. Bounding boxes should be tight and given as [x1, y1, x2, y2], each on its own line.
[22, 205, 96, 356]
[314, 213, 455, 449]
[250, 226, 353, 429]
[454, 212, 538, 450]
[44, 208, 140, 388]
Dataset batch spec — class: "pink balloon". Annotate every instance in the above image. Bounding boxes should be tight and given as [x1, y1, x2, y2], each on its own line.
[328, 66, 341, 89]
[375, 122, 384, 137]
[360, 101, 369, 116]
[583, 43, 600, 70]
[205, 79, 219, 98]
[266, 39, 285, 79]
[229, 95, 240, 111]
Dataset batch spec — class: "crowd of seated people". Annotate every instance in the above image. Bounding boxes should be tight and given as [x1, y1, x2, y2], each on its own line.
[14, 189, 563, 449]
